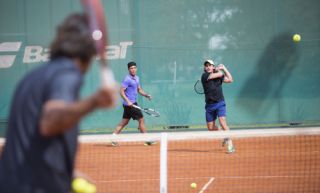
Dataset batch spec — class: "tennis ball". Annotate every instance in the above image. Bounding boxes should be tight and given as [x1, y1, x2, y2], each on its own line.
[84, 183, 97, 193]
[293, 34, 301, 42]
[72, 178, 88, 193]
[190, 182, 197, 189]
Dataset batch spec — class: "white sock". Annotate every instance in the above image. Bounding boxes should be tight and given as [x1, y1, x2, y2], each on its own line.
[112, 133, 118, 140]
[228, 139, 233, 147]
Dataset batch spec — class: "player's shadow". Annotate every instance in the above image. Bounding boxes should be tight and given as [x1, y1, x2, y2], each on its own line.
[236, 32, 300, 116]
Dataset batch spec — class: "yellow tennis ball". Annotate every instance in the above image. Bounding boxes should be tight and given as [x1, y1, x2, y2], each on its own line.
[190, 182, 197, 189]
[293, 34, 301, 42]
[72, 178, 88, 193]
[84, 183, 97, 193]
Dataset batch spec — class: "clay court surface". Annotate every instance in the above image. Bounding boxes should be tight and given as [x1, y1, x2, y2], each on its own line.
[75, 135, 320, 193]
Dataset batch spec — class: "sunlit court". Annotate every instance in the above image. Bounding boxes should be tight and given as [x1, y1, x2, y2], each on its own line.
[1, 0, 320, 193]
[74, 128, 320, 193]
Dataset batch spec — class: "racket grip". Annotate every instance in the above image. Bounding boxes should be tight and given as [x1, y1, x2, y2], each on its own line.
[132, 104, 141, 110]
[101, 66, 116, 88]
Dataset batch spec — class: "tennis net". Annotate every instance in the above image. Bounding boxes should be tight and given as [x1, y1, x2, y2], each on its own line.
[76, 127, 320, 193]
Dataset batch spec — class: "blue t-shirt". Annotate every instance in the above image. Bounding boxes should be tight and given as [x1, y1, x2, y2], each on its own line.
[0, 57, 82, 193]
[121, 74, 140, 105]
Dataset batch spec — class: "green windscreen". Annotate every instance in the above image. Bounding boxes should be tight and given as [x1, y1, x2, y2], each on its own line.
[1, 0, 320, 134]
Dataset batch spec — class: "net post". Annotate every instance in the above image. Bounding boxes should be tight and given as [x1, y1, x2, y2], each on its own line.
[160, 132, 168, 193]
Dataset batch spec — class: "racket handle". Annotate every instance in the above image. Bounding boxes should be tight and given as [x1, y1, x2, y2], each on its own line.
[132, 104, 141, 110]
[101, 66, 116, 88]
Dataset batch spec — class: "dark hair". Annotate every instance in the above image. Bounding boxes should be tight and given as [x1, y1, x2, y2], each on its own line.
[203, 61, 210, 66]
[127, 61, 137, 69]
[203, 59, 214, 66]
[50, 13, 97, 63]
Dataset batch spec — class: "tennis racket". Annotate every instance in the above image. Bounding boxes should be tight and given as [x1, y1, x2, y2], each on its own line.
[132, 105, 160, 117]
[194, 79, 204, 94]
[81, 0, 116, 88]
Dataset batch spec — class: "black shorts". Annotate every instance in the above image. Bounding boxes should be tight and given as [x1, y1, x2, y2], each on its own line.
[123, 103, 143, 120]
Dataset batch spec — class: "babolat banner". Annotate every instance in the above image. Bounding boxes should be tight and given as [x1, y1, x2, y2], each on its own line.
[0, 41, 133, 68]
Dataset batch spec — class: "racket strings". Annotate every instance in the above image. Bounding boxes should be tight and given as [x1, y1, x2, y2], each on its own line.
[144, 108, 160, 117]
[194, 80, 204, 94]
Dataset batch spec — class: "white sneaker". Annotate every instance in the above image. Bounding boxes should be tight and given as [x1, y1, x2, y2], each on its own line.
[111, 133, 119, 147]
[227, 145, 235, 154]
[222, 138, 228, 147]
[144, 141, 157, 146]
[111, 141, 119, 147]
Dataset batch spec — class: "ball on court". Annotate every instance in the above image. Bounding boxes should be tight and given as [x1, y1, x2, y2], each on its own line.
[72, 178, 88, 193]
[92, 30, 102, 40]
[190, 182, 197, 189]
[293, 34, 301, 42]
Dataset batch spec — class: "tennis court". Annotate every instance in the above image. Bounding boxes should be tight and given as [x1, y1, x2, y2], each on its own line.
[75, 128, 320, 193]
[1, 0, 320, 193]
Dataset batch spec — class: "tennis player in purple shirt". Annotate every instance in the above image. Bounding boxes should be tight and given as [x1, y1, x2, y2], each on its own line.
[111, 62, 155, 146]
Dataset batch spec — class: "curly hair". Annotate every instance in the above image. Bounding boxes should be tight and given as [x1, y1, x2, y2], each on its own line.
[50, 13, 97, 63]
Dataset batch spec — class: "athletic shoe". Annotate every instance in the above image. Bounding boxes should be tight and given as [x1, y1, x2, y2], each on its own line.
[226, 145, 235, 154]
[144, 141, 157, 146]
[111, 141, 119, 147]
[222, 138, 228, 147]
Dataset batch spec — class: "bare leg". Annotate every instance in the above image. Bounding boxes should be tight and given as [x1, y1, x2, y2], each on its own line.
[207, 121, 219, 131]
[113, 119, 130, 134]
[218, 116, 234, 153]
[218, 116, 229, 131]
[138, 117, 147, 133]
[111, 119, 130, 146]
[138, 118, 156, 145]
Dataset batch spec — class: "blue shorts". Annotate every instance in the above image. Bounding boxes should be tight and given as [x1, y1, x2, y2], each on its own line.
[205, 100, 227, 122]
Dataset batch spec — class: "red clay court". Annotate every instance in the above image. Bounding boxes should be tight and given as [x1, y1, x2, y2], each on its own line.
[75, 128, 320, 193]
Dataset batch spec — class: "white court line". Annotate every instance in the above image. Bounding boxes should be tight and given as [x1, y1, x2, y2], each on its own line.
[99, 176, 210, 183]
[98, 175, 308, 183]
[219, 175, 307, 179]
[99, 178, 159, 183]
[199, 177, 215, 193]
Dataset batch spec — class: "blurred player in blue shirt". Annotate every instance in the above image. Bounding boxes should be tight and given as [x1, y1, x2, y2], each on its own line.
[0, 13, 117, 193]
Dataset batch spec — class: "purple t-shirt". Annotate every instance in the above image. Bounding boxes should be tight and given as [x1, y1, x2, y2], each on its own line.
[122, 74, 140, 105]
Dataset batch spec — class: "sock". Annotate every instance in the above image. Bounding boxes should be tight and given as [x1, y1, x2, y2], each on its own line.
[228, 139, 233, 147]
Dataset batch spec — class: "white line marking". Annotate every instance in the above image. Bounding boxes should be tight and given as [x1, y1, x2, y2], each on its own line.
[99, 178, 159, 183]
[199, 177, 214, 193]
[220, 175, 307, 179]
[96, 175, 313, 183]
